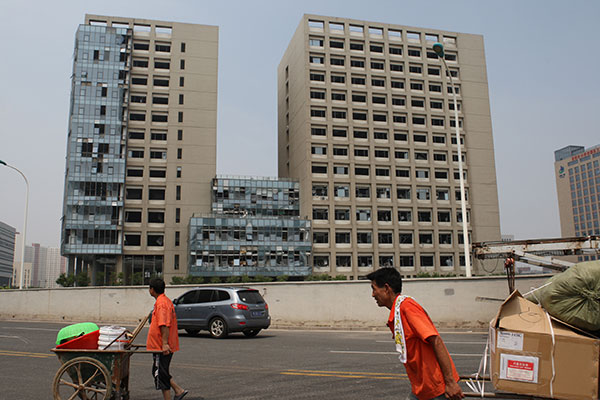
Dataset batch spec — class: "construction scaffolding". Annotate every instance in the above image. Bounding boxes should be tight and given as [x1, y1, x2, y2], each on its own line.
[472, 236, 600, 292]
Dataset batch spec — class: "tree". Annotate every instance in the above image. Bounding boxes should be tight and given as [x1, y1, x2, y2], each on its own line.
[75, 273, 90, 287]
[56, 273, 75, 287]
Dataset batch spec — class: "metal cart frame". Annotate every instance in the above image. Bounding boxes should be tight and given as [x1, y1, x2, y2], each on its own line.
[51, 315, 150, 400]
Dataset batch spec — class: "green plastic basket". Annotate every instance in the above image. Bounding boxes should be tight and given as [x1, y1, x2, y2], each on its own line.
[56, 322, 99, 345]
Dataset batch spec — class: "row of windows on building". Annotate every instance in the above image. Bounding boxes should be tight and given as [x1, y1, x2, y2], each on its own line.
[130, 93, 185, 106]
[310, 90, 461, 112]
[123, 232, 179, 247]
[312, 230, 470, 246]
[309, 127, 465, 145]
[312, 253, 464, 269]
[127, 147, 183, 160]
[128, 110, 185, 123]
[311, 207, 470, 224]
[127, 128, 184, 141]
[311, 145, 464, 162]
[125, 186, 182, 201]
[309, 109, 463, 128]
[306, 19, 456, 46]
[68, 181, 121, 199]
[311, 164, 466, 180]
[308, 72, 461, 94]
[132, 58, 186, 70]
[311, 182, 467, 197]
[191, 252, 309, 269]
[126, 166, 182, 179]
[306, 36, 457, 62]
[312, 186, 468, 203]
[130, 75, 186, 88]
[195, 229, 308, 243]
[308, 53, 459, 76]
[132, 40, 187, 54]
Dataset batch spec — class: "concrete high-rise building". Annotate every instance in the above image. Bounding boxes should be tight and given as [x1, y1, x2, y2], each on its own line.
[278, 15, 501, 278]
[45, 247, 67, 288]
[12, 233, 31, 288]
[61, 15, 218, 285]
[15, 243, 67, 288]
[0, 221, 16, 286]
[554, 144, 600, 262]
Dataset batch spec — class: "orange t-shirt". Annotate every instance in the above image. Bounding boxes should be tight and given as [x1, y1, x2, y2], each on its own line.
[147, 294, 180, 352]
[387, 297, 459, 400]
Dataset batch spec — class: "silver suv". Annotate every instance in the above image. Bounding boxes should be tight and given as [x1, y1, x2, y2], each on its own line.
[174, 287, 270, 338]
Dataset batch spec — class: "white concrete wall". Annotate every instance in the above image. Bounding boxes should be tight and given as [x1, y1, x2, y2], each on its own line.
[0, 276, 549, 329]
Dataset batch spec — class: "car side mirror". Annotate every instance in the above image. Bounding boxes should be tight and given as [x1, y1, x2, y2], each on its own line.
[173, 298, 179, 305]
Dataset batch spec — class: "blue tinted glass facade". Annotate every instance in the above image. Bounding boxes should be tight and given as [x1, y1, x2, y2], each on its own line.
[212, 176, 300, 216]
[61, 25, 131, 255]
[189, 177, 312, 276]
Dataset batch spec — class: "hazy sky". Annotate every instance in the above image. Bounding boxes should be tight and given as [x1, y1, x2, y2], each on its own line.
[1, 0, 599, 247]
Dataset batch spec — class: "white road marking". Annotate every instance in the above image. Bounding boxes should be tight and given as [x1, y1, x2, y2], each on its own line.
[331, 350, 397, 355]
[1, 326, 58, 332]
[376, 340, 485, 344]
[0, 335, 30, 343]
[331, 350, 483, 357]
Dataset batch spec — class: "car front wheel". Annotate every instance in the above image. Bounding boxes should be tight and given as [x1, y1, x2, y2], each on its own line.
[209, 317, 228, 339]
[242, 329, 261, 337]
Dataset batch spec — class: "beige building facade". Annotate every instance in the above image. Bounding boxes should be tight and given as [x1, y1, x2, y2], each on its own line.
[278, 15, 501, 278]
[554, 144, 600, 263]
[61, 15, 218, 284]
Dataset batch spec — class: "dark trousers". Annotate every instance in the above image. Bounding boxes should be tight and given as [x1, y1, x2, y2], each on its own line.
[152, 353, 173, 391]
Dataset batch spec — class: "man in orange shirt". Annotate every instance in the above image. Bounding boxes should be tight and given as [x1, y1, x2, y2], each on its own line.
[147, 278, 188, 400]
[366, 268, 464, 400]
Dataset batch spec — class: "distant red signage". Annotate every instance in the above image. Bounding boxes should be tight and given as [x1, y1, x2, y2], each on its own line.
[572, 147, 600, 161]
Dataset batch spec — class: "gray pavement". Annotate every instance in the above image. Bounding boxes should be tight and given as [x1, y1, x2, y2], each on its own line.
[0, 320, 491, 399]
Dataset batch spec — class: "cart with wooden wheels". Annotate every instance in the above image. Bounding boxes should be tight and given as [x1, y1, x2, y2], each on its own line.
[51, 315, 149, 400]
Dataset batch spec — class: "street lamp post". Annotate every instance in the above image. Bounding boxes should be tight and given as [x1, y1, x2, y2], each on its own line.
[432, 43, 472, 278]
[0, 159, 29, 288]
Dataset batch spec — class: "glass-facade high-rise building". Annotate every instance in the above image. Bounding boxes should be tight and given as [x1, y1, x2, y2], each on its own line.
[0, 221, 16, 286]
[554, 144, 600, 262]
[61, 15, 218, 285]
[189, 177, 312, 277]
[62, 23, 129, 259]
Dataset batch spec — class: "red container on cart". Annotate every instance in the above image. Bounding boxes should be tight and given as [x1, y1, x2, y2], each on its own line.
[56, 330, 100, 350]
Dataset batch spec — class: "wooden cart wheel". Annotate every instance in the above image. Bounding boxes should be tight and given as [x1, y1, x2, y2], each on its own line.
[53, 356, 112, 400]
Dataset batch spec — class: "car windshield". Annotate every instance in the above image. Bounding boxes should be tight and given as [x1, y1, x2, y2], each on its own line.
[237, 290, 264, 304]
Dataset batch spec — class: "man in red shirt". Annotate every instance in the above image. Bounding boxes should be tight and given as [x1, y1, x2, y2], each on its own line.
[366, 268, 464, 400]
[147, 278, 188, 400]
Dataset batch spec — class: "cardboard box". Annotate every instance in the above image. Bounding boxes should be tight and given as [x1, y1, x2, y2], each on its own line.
[489, 291, 600, 400]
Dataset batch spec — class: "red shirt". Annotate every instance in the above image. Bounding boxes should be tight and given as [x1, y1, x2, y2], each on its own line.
[387, 297, 459, 400]
[147, 294, 180, 352]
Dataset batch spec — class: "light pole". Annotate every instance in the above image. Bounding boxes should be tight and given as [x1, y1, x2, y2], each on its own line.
[0, 159, 29, 288]
[432, 42, 472, 277]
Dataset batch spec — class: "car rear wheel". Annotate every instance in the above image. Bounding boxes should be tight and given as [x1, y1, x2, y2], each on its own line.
[209, 317, 228, 339]
[242, 329, 261, 337]
[185, 329, 199, 336]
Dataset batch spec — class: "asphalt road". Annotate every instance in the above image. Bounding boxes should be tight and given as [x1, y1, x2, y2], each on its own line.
[0, 320, 492, 399]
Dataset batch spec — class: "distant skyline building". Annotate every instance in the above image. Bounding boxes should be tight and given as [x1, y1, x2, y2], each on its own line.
[61, 15, 218, 285]
[278, 15, 501, 278]
[554, 144, 600, 262]
[11, 239, 66, 288]
[0, 221, 16, 286]
[189, 176, 311, 277]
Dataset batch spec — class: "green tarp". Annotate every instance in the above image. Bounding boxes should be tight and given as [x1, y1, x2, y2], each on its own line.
[527, 261, 600, 332]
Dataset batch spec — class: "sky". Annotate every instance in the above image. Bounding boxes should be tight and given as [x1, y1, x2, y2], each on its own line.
[1, 0, 599, 247]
